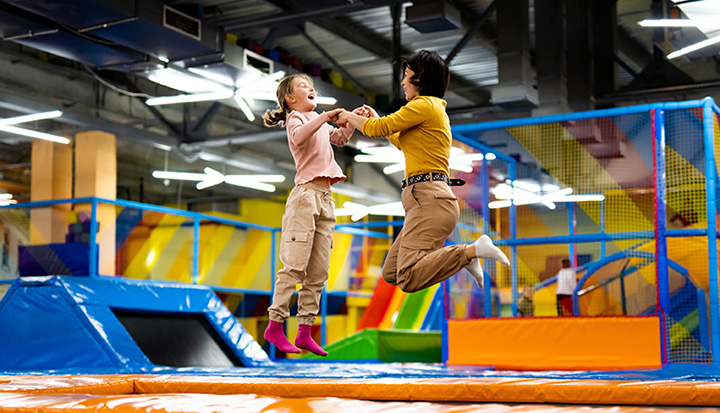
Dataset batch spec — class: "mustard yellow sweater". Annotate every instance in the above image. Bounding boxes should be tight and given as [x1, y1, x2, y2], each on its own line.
[361, 96, 451, 178]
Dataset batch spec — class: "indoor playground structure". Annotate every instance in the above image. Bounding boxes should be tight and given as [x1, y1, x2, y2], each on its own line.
[2, 97, 720, 410]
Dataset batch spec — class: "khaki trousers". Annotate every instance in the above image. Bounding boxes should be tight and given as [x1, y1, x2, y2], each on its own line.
[382, 180, 468, 293]
[268, 182, 335, 325]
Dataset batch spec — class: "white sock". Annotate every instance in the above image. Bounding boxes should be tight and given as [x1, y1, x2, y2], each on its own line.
[474, 234, 510, 266]
[465, 258, 484, 288]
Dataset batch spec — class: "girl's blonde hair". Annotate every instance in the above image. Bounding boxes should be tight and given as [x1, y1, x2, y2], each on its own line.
[262, 73, 314, 127]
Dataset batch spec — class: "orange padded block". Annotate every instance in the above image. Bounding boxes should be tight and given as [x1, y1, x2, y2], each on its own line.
[447, 316, 662, 370]
[0, 375, 135, 395]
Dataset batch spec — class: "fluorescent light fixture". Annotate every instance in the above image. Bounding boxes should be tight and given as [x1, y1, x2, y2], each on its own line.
[146, 90, 234, 106]
[196, 167, 224, 190]
[187, 68, 235, 87]
[0, 193, 12, 200]
[638, 19, 700, 27]
[262, 70, 286, 83]
[335, 201, 405, 221]
[234, 93, 256, 122]
[0, 124, 70, 144]
[153, 143, 172, 151]
[152, 167, 284, 192]
[558, 194, 606, 202]
[667, 33, 720, 59]
[243, 91, 278, 101]
[0, 110, 63, 126]
[383, 163, 405, 174]
[490, 180, 604, 209]
[148, 68, 228, 93]
[241, 91, 337, 105]
[355, 145, 490, 175]
[152, 170, 209, 181]
[355, 154, 401, 163]
[488, 200, 512, 209]
[0, 200, 17, 206]
[449, 161, 473, 173]
[315, 96, 337, 105]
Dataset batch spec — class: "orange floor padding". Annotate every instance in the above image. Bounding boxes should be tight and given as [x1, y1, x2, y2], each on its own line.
[0, 374, 718, 411]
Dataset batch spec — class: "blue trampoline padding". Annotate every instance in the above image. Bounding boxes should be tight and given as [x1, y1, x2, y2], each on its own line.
[0, 276, 271, 371]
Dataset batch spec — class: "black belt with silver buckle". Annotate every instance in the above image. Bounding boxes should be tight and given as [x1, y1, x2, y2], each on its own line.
[401, 173, 465, 189]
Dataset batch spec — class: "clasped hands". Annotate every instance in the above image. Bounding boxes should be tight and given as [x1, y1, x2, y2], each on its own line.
[325, 105, 379, 128]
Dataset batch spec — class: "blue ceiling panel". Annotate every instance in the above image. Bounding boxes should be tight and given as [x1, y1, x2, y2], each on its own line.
[2, 0, 132, 30]
[13, 30, 145, 69]
[0, 8, 51, 38]
[86, 19, 222, 64]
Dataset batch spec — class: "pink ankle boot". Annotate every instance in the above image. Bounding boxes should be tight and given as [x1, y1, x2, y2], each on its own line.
[264, 320, 300, 353]
[295, 324, 327, 356]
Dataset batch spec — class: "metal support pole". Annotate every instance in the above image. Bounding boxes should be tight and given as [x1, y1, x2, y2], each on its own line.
[568, 203, 576, 266]
[653, 108, 670, 365]
[192, 217, 200, 284]
[510, 162, 518, 316]
[600, 200, 606, 258]
[269, 228, 278, 360]
[703, 99, 720, 364]
[89, 198, 98, 276]
[321, 289, 327, 346]
[481, 158, 492, 317]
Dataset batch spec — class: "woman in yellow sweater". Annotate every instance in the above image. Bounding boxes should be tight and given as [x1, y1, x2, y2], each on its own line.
[337, 50, 509, 293]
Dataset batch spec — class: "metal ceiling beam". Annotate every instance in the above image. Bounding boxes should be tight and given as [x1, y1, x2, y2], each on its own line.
[297, 24, 368, 92]
[221, 0, 404, 32]
[313, 16, 491, 106]
[445, 0, 497, 65]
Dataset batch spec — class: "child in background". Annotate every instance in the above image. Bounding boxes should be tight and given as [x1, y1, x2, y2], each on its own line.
[262, 74, 366, 356]
[555, 258, 577, 316]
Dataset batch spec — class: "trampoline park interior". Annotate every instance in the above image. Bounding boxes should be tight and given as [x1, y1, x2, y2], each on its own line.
[6, 1, 720, 412]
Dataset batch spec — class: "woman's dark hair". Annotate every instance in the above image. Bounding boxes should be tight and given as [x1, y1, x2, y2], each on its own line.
[398, 49, 450, 98]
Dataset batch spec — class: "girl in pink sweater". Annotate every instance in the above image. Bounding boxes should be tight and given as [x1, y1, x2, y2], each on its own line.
[262, 74, 366, 356]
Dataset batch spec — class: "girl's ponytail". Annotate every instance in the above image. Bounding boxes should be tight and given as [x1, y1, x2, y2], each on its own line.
[262, 107, 286, 127]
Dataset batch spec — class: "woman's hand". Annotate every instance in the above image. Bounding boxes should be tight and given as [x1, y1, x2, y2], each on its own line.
[362, 104, 380, 119]
[336, 109, 351, 126]
[352, 106, 369, 118]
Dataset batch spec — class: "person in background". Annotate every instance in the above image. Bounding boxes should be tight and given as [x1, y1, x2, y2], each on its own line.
[337, 49, 509, 294]
[555, 257, 577, 316]
[262, 73, 368, 356]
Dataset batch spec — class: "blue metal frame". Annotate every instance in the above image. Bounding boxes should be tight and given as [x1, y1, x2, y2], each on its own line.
[0, 196, 393, 360]
[702, 98, 720, 364]
[451, 97, 720, 366]
[653, 108, 670, 365]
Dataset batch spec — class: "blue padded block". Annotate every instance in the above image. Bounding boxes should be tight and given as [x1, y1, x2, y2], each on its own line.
[0, 276, 271, 372]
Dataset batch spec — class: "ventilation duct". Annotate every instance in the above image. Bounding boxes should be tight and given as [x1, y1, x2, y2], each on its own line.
[405, 1, 462, 33]
[1, 0, 223, 69]
[490, 0, 538, 109]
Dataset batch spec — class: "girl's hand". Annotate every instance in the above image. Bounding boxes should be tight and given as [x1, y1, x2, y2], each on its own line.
[325, 108, 344, 123]
[336, 110, 351, 126]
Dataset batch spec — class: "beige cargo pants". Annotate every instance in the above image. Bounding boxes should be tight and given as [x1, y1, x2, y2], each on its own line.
[268, 181, 335, 326]
[382, 180, 469, 293]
